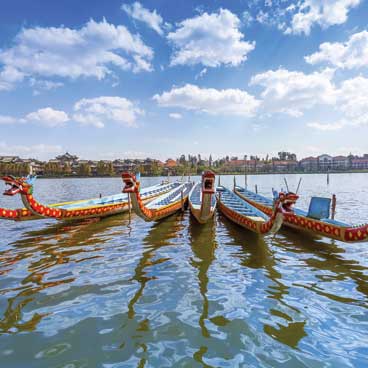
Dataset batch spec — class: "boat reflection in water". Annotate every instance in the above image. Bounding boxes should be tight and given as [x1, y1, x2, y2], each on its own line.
[0, 215, 130, 334]
[218, 215, 307, 349]
[118, 212, 186, 366]
[187, 215, 217, 364]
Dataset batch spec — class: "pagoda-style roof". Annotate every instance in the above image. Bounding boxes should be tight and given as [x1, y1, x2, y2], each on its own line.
[55, 152, 79, 161]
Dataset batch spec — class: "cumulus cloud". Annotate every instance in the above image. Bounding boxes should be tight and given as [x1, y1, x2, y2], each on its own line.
[167, 9, 255, 67]
[25, 107, 69, 127]
[336, 76, 368, 123]
[305, 75, 368, 130]
[0, 19, 153, 90]
[305, 30, 368, 69]
[73, 96, 144, 128]
[286, 0, 361, 35]
[122, 1, 166, 36]
[250, 68, 336, 116]
[153, 84, 260, 117]
[169, 113, 182, 119]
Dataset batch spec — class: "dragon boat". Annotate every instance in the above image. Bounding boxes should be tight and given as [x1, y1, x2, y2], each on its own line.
[2, 175, 178, 221]
[122, 172, 193, 221]
[217, 185, 288, 235]
[234, 185, 368, 243]
[188, 171, 217, 224]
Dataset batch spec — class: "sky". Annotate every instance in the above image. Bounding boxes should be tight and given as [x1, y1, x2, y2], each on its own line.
[0, 0, 368, 161]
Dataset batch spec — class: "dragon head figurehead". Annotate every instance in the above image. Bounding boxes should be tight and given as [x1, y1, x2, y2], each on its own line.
[202, 170, 215, 194]
[122, 172, 140, 193]
[2, 175, 36, 196]
[277, 191, 299, 213]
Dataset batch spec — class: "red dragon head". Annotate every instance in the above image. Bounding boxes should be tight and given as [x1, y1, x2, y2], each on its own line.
[277, 192, 299, 213]
[2, 175, 35, 196]
[122, 172, 140, 193]
[202, 170, 215, 194]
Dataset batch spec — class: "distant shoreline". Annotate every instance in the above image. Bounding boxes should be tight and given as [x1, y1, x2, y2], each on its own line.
[33, 170, 368, 179]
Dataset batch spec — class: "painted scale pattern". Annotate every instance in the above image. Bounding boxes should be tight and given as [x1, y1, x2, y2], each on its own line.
[0, 207, 34, 221]
[235, 190, 368, 243]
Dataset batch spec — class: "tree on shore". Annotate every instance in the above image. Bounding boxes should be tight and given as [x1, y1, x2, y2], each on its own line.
[78, 163, 91, 176]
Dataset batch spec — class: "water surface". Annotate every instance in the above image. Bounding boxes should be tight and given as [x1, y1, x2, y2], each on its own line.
[0, 174, 367, 367]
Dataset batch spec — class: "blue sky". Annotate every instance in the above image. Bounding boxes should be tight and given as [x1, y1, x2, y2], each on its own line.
[0, 0, 368, 161]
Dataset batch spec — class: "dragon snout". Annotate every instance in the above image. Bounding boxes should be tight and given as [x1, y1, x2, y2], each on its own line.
[3, 182, 22, 196]
[122, 173, 137, 193]
[279, 193, 299, 213]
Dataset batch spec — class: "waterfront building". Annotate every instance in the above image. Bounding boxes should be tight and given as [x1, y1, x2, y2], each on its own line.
[332, 156, 350, 170]
[299, 157, 318, 172]
[351, 157, 368, 170]
[318, 154, 333, 171]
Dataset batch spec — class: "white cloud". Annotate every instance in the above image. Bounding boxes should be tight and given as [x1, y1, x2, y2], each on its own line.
[242, 11, 254, 27]
[195, 68, 208, 80]
[0, 115, 17, 124]
[25, 107, 69, 127]
[169, 113, 182, 119]
[250, 68, 336, 116]
[307, 76, 368, 130]
[73, 96, 144, 128]
[305, 30, 368, 69]
[0, 19, 153, 90]
[286, 0, 361, 35]
[336, 76, 368, 126]
[256, 10, 269, 24]
[0, 141, 63, 157]
[29, 78, 64, 95]
[0, 66, 24, 91]
[167, 9, 255, 67]
[122, 1, 166, 36]
[153, 84, 260, 117]
[307, 121, 346, 130]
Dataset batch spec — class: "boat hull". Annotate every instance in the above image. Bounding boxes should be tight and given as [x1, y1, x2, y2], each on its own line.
[235, 189, 368, 243]
[189, 203, 216, 224]
[217, 186, 284, 235]
[128, 187, 191, 222]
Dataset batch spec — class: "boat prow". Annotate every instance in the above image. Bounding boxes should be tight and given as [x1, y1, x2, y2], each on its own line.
[189, 171, 217, 224]
[122, 172, 193, 221]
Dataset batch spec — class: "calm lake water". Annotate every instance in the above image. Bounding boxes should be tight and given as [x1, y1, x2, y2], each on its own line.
[0, 174, 367, 367]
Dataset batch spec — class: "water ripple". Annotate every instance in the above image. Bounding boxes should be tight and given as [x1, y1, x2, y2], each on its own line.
[0, 175, 368, 367]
